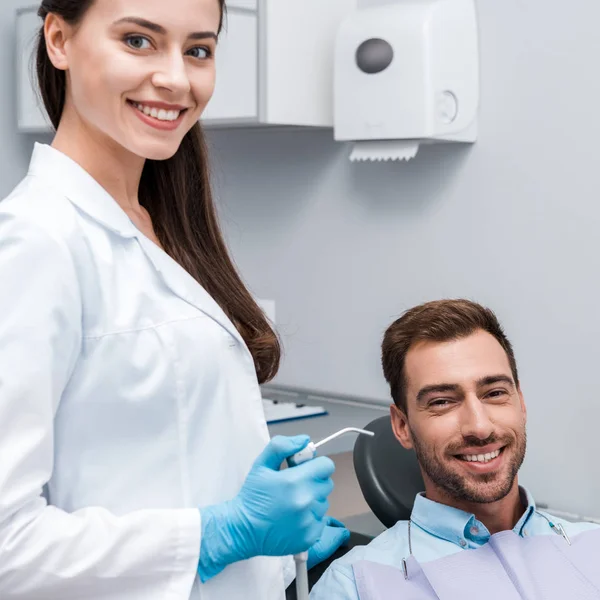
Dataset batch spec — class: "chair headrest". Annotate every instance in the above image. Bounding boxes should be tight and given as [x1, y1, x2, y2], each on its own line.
[353, 415, 425, 528]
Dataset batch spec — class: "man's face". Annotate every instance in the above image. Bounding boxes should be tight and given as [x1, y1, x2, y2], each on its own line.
[391, 330, 527, 505]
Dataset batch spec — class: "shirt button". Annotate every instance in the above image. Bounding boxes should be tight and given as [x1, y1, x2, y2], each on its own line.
[523, 529, 529, 537]
[460, 539, 467, 547]
[470, 526, 479, 535]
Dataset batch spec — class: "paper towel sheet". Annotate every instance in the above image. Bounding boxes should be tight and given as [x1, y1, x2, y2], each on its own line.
[350, 140, 420, 162]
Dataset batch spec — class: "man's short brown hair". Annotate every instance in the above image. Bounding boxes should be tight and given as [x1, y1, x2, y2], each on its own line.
[381, 299, 519, 413]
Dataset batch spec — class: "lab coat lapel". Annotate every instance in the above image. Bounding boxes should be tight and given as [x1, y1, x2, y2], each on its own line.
[135, 234, 245, 346]
[30, 143, 245, 346]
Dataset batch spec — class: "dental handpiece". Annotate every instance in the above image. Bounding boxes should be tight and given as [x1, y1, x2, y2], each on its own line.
[288, 426, 375, 600]
[287, 427, 375, 467]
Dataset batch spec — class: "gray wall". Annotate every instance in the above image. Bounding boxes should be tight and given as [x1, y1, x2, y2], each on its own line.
[207, 0, 600, 517]
[2, 0, 598, 515]
[1, 2, 38, 193]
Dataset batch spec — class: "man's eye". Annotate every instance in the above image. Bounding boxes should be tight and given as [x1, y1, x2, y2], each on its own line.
[488, 389, 508, 399]
[430, 399, 451, 407]
[125, 35, 152, 50]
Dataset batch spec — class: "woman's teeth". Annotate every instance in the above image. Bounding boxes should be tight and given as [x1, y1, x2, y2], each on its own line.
[459, 449, 502, 463]
[132, 102, 181, 122]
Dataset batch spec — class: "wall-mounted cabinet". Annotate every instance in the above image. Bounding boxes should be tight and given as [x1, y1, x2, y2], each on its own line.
[16, 0, 356, 133]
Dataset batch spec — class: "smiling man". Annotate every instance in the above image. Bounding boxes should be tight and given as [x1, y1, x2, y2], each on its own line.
[310, 299, 599, 599]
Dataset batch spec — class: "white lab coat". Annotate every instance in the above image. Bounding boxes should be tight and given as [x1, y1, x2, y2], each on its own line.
[0, 144, 292, 599]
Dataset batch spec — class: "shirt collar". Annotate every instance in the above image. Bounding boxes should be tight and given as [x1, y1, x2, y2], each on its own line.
[514, 487, 537, 535]
[28, 143, 138, 238]
[410, 486, 537, 547]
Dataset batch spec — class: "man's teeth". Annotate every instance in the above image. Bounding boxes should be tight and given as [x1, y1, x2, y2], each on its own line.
[460, 449, 501, 463]
[133, 103, 181, 122]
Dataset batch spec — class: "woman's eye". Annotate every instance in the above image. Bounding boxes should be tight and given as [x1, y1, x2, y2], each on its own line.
[125, 35, 152, 50]
[187, 46, 211, 59]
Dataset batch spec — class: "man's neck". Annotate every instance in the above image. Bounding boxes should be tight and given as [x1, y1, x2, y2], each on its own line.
[425, 480, 525, 535]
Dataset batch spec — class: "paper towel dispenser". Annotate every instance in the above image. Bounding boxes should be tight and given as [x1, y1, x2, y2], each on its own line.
[334, 0, 479, 161]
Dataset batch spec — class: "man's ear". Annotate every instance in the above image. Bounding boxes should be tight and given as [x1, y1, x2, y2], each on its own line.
[390, 404, 414, 450]
[44, 13, 73, 71]
[518, 386, 527, 422]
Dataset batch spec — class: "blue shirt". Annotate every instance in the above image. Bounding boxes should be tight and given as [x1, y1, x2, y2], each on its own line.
[310, 488, 599, 599]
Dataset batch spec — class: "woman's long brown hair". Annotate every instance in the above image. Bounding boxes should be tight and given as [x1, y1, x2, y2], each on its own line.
[36, 0, 280, 383]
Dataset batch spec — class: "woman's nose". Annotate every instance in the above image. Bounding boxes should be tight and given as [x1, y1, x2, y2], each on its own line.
[151, 54, 191, 96]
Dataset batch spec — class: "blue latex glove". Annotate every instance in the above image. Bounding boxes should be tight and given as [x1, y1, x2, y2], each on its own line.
[307, 516, 351, 570]
[198, 435, 335, 582]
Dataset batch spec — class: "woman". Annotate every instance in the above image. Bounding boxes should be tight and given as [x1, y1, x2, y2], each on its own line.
[0, 0, 348, 598]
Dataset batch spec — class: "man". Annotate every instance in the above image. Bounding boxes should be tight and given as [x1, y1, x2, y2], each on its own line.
[310, 299, 599, 599]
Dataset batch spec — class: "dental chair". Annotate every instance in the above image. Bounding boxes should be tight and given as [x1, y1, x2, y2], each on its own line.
[285, 415, 425, 599]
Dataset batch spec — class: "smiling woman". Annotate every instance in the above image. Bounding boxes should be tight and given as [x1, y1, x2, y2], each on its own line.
[35, 0, 279, 382]
[0, 0, 346, 598]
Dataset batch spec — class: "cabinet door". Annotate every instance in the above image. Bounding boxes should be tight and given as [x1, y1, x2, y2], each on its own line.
[202, 10, 258, 123]
[227, 0, 257, 8]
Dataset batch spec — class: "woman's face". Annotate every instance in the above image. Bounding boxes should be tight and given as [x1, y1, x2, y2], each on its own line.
[47, 0, 221, 160]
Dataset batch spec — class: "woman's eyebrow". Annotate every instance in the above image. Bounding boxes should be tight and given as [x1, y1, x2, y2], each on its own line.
[113, 16, 218, 41]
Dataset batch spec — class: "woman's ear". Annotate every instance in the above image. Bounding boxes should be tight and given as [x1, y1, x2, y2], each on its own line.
[43, 13, 73, 71]
[390, 404, 414, 450]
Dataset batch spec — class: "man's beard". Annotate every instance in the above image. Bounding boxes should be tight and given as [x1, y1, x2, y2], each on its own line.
[411, 428, 527, 504]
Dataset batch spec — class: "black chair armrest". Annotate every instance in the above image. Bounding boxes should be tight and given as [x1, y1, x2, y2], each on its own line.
[285, 531, 373, 600]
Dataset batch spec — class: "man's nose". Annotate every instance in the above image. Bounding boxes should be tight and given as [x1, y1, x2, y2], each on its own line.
[459, 394, 494, 441]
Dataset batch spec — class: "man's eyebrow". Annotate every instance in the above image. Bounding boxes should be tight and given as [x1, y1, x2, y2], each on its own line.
[477, 375, 515, 388]
[416, 384, 460, 406]
[113, 17, 218, 41]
